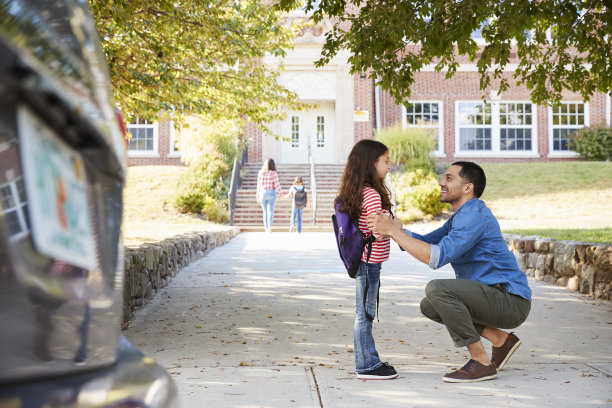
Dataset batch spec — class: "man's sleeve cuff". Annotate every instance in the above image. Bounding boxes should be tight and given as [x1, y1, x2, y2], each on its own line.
[398, 229, 413, 251]
[429, 244, 440, 269]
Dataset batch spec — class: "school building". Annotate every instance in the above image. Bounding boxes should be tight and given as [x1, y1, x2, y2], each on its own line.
[125, 13, 611, 168]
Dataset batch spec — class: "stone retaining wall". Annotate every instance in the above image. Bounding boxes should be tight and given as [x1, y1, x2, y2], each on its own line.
[122, 227, 239, 326]
[504, 235, 612, 301]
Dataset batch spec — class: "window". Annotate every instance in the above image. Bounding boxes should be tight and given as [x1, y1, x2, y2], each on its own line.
[291, 116, 300, 148]
[499, 103, 533, 151]
[316, 116, 325, 148]
[0, 178, 29, 240]
[127, 118, 158, 155]
[549, 102, 587, 154]
[455, 101, 538, 156]
[458, 102, 492, 151]
[168, 122, 181, 157]
[402, 101, 444, 155]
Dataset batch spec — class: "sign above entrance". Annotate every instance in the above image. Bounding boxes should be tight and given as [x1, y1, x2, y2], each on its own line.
[354, 110, 369, 122]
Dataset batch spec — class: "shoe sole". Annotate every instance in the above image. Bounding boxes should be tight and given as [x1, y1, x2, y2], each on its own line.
[356, 373, 399, 380]
[442, 372, 498, 383]
[496, 339, 522, 371]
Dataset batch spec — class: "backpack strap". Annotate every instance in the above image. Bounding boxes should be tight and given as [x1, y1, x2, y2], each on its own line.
[362, 233, 379, 323]
[351, 218, 380, 323]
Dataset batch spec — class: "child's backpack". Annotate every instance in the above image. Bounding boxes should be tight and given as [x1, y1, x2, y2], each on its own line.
[293, 187, 307, 209]
[331, 200, 376, 278]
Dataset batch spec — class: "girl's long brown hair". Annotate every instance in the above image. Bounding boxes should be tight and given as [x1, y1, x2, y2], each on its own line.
[336, 139, 391, 220]
[261, 158, 276, 172]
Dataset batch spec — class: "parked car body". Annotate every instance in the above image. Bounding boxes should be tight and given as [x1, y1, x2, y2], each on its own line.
[0, 0, 178, 406]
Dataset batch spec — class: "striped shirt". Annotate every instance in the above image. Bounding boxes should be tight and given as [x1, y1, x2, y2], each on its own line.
[257, 170, 282, 196]
[358, 187, 390, 263]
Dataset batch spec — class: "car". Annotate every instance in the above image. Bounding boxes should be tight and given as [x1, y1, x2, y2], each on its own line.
[0, 0, 179, 406]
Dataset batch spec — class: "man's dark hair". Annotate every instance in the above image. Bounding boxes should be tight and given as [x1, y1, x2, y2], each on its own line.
[452, 161, 486, 198]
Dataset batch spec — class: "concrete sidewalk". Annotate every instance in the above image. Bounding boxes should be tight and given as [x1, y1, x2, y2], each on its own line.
[124, 232, 612, 408]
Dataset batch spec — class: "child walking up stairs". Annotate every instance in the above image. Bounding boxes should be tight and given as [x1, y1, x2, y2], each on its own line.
[232, 163, 344, 232]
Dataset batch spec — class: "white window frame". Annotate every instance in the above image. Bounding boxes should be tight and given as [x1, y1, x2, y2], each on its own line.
[315, 115, 325, 148]
[168, 121, 182, 158]
[291, 116, 300, 148]
[547, 101, 589, 158]
[126, 119, 159, 158]
[402, 100, 445, 157]
[455, 100, 539, 158]
[0, 177, 29, 241]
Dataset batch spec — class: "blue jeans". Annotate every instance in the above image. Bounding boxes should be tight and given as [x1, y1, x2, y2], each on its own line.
[354, 261, 382, 373]
[260, 189, 277, 230]
[290, 207, 304, 232]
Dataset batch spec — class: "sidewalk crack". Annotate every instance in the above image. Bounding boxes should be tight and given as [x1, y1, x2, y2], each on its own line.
[585, 363, 612, 377]
[309, 365, 324, 408]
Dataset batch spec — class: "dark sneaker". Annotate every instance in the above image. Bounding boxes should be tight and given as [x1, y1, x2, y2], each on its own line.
[357, 362, 398, 380]
[491, 332, 521, 370]
[442, 359, 497, 383]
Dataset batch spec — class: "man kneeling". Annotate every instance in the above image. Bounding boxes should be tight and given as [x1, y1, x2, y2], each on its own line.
[367, 161, 531, 383]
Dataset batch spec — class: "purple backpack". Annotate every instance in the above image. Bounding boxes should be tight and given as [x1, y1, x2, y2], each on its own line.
[331, 199, 376, 278]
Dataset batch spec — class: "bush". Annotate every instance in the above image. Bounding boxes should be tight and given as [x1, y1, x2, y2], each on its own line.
[174, 187, 230, 223]
[375, 125, 436, 172]
[570, 126, 612, 161]
[408, 176, 449, 216]
[173, 115, 241, 222]
[390, 169, 450, 219]
[202, 198, 230, 223]
[175, 189, 207, 214]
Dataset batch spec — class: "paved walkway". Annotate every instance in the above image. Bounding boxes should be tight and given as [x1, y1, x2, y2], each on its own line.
[124, 232, 612, 408]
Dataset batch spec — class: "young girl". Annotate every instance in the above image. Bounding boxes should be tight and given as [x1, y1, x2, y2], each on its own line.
[285, 176, 307, 233]
[335, 139, 396, 380]
[256, 158, 282, 233]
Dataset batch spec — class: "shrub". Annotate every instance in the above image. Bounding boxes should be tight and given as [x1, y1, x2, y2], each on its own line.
[173, 115, 241, 222]
[408, 176, 449, 216]
[175, 189, 207, 214]
[390, 169, 449, 219]
[202, 197, 230, 223]
[375, 125, 436, 172]
[174, 186, 229, 223]
[570, 126, 612, 161]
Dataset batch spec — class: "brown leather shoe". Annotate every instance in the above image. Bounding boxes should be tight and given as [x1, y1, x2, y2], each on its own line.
[491, 332, 522, 370]
[442, 359, 497, 383]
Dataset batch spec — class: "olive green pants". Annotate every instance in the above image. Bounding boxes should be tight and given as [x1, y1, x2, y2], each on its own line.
[420, 278, 531, 347]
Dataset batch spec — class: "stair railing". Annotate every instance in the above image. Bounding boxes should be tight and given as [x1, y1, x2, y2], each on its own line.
[229, 147, 248, 225]
[309, 156, 317, 225]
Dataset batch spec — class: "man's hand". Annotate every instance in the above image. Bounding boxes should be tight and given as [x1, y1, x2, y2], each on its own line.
[368, 210, 432, 265]
[366, 211, 396, 236]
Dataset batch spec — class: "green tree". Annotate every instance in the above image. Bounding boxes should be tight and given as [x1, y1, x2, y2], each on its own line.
[89, 0, 307, 132]
[278, 0, 611, 107]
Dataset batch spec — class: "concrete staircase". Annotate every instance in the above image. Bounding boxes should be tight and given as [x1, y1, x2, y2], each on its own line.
[233, 163, 344, 232]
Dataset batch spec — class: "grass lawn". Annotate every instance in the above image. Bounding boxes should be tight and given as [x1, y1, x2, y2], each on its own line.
[123, 162, 612, 245]
[123, 165, 226, 246]
[479, 162, 612, 243]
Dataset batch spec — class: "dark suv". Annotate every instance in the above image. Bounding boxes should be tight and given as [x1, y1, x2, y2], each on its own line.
[0, 0, 178, 406]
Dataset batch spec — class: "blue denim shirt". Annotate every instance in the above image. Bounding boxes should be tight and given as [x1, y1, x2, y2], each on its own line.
[405, 198, 532, 301]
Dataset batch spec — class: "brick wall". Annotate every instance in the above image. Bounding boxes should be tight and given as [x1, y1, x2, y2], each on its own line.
[378, 70, 609, 164]
[246, 121, 263, 164]
[353, 73, 376, 142]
